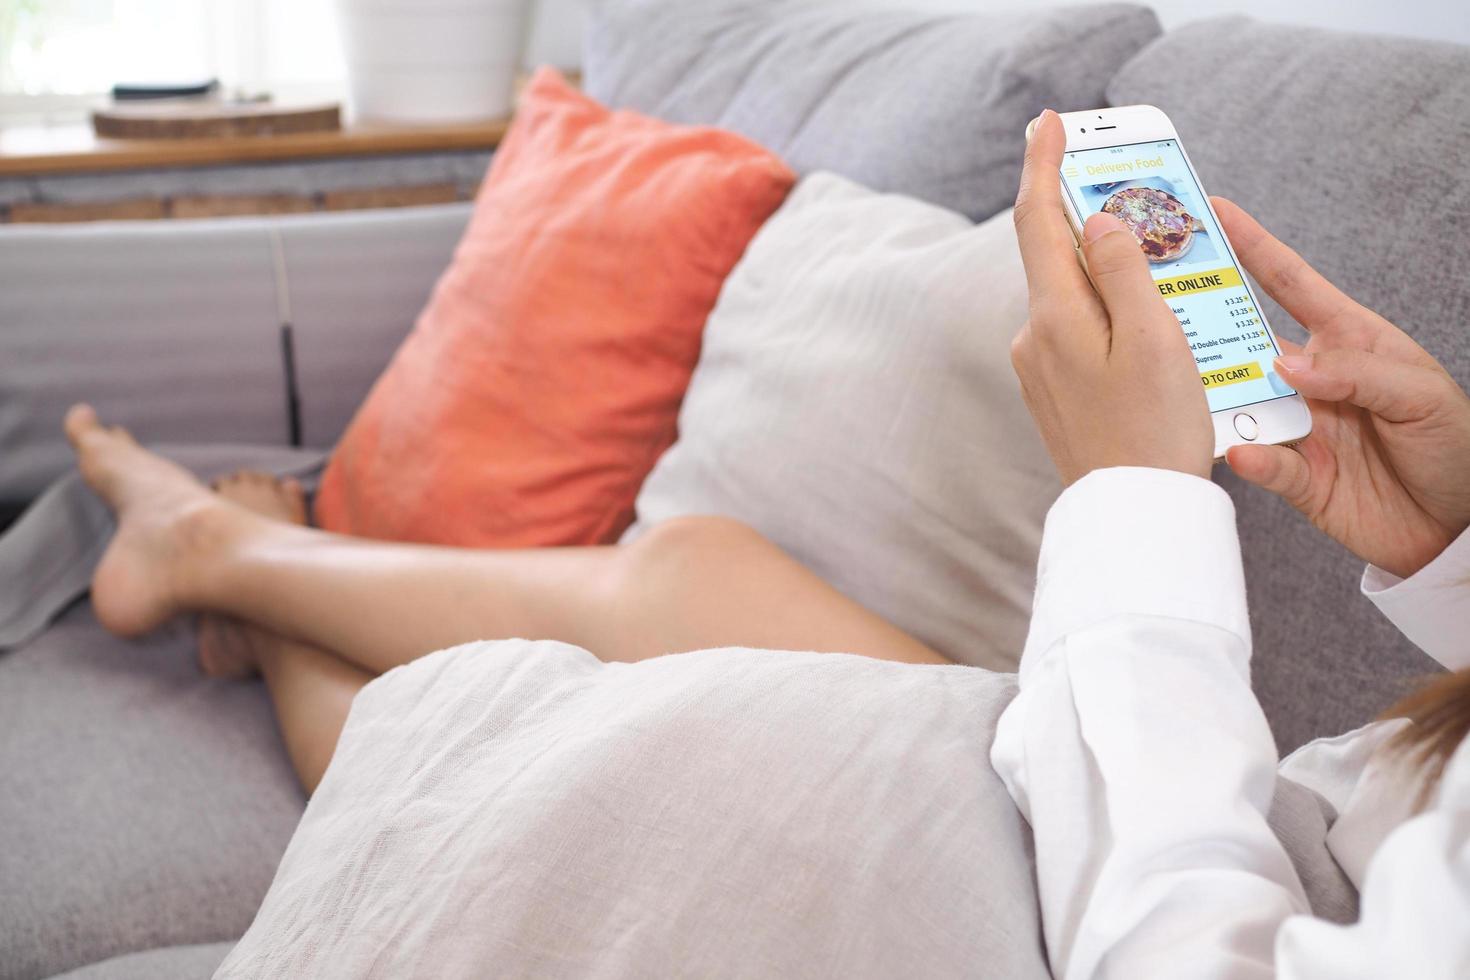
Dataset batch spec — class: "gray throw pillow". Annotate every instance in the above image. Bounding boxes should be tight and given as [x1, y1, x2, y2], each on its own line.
[1107, 18, 1470, 750]
[625, 173, 1060, 670]
[585, 0, 1162, 221]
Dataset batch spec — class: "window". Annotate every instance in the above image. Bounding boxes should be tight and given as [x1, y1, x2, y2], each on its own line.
[0, 0, 345, 121]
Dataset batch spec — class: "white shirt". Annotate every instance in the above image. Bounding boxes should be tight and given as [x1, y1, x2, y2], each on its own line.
[991, 467, 1470, 980]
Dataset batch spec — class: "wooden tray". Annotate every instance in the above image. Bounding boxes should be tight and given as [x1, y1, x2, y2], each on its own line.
[92, 101, 342, 140]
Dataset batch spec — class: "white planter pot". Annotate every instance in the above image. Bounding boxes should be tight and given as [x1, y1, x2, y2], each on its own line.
[338, 0, 531, 123]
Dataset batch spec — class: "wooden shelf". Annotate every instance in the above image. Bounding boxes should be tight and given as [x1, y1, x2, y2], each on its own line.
[0, 117, 511, 177]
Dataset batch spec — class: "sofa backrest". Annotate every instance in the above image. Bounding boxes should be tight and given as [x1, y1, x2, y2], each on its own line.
[0, 204, 470, 517]
[585, 1, 1162, 222]
[1108, 17, 1470, 749]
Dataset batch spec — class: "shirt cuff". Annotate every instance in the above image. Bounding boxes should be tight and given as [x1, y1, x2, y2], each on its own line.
[1361, 526, 1470, 671]
[1021, 467, 1250, 675]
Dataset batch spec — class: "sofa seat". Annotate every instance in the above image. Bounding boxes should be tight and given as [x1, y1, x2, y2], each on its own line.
[0, 602, 302, 980]
[49, 942, 234, 980]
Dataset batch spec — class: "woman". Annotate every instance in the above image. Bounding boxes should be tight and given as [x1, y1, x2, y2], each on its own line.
[997, 110, 1470, 977]
[65, 110, 1468, 972]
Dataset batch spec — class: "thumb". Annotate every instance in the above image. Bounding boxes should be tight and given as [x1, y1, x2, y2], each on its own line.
[1079, 212, 1169, 345]
[1275, 350, 1445, 423]
[1226, 443, 1314, 510]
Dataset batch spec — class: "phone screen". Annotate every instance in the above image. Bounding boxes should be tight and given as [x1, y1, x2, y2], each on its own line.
[1060, 139, 1295, 414]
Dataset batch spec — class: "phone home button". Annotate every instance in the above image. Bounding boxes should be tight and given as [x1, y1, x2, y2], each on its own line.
[1233, 413, 1260, 441]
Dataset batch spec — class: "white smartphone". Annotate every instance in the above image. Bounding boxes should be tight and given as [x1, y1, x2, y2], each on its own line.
[1030, 105, 1312, 458]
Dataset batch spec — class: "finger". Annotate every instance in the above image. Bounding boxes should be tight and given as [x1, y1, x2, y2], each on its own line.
[1275, 334, 1303, 357]
[1274, 349, 1451, 423]
[1078, 212, 1175, 348]
[1226, 443, 1314, 510]
[1212, 197, 1360, 335]
[1014, 110, 1093, 305]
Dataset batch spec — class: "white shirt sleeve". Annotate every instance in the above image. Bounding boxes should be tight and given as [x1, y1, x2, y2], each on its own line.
[1361, 526, 1470, 671]
[991, 466, 1310, 980]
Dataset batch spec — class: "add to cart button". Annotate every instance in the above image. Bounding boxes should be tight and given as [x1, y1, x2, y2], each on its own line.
[1200, 361, 1264, 389]
[1155, 265, 1243, 297]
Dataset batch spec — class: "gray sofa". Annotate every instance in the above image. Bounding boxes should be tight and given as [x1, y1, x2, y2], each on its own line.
[2, 4, 1467, 977]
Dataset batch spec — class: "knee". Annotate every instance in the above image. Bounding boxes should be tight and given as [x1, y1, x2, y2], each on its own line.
[622, 515, 770, 580]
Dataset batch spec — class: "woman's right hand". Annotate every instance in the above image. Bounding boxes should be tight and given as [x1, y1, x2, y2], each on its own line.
[1217, 198, 1470, 579]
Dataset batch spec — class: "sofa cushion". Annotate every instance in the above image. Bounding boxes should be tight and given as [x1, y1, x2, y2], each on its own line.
[0, 221, 282, 512]
[0, 204, 469, 514]
[0, 605, 301, 980]
[275, 204, 470, 450]
[585, 1, 1161, 221]
[1, 446, 323, 980]
[49, 942, 234, 980]
[313, 68, 794, 548]
[221, 642, 1055, 977]
[1107, 18, 1470, 750]
[625, 174, 1060, 670]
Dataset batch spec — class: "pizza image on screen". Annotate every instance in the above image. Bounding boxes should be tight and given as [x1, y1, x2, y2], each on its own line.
[1102, 186, 1206, 263]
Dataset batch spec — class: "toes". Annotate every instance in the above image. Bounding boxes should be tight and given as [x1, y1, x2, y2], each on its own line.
[196, 615, 260, 679]
[282, 478, 308, 522]
[64, 403, 101, 449]
[211, 470, 247, 492]
[65, 405, 141, 457]
[196, 616, 220, 672]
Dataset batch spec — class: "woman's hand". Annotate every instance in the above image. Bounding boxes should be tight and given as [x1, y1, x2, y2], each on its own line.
[1216, 198, 1470, 579]
[1010, 110, 1213, 486]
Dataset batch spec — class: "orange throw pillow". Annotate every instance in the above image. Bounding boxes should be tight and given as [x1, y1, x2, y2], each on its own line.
[314, 69, 794, 547]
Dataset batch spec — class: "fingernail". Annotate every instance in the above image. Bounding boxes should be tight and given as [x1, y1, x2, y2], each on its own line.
[1039, 108, 1055, 121]
[1275, 354, 1312, 373]
[1083, 212, 1126, 243]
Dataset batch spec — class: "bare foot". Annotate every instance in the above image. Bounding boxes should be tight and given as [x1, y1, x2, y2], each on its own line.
[197, 471, 307, 678]
[210, 470, 307, 527]
[64, 404, 243, 638]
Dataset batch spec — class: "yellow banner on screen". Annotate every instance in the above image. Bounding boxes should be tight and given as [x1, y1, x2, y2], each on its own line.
[1155, 265, 1244, 298]
[1200, 361, 1264, 389]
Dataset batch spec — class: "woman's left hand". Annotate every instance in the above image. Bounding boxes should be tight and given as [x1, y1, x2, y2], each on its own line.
[1010, 110, 1213, 486]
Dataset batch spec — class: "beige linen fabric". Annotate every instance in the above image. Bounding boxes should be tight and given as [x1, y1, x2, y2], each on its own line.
[217, 642, 1049, 979]
[625, 174, 1059, 670]
[217, 640, 1354, 978]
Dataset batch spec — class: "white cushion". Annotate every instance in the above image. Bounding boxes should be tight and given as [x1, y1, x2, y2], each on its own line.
[626, 173, 1060, 670]
[218, 640, 1352, 976]
[218, 641, 1050, 978]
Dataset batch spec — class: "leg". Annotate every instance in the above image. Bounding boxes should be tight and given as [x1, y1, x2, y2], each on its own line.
[67, 407, 948, 672]
[253, 629, 370, 794]
[206, 614, 371, 794]
[197, 471, 371, 793]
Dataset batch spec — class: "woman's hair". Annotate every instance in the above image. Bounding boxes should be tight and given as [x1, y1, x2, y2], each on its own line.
[1384, 667, 1470, 804]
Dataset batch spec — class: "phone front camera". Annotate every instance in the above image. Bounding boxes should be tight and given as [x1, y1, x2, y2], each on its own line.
[1081, 127, 1087, 133]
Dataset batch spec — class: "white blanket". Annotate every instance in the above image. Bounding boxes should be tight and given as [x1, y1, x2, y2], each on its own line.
[217, 641, 1048, 979]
